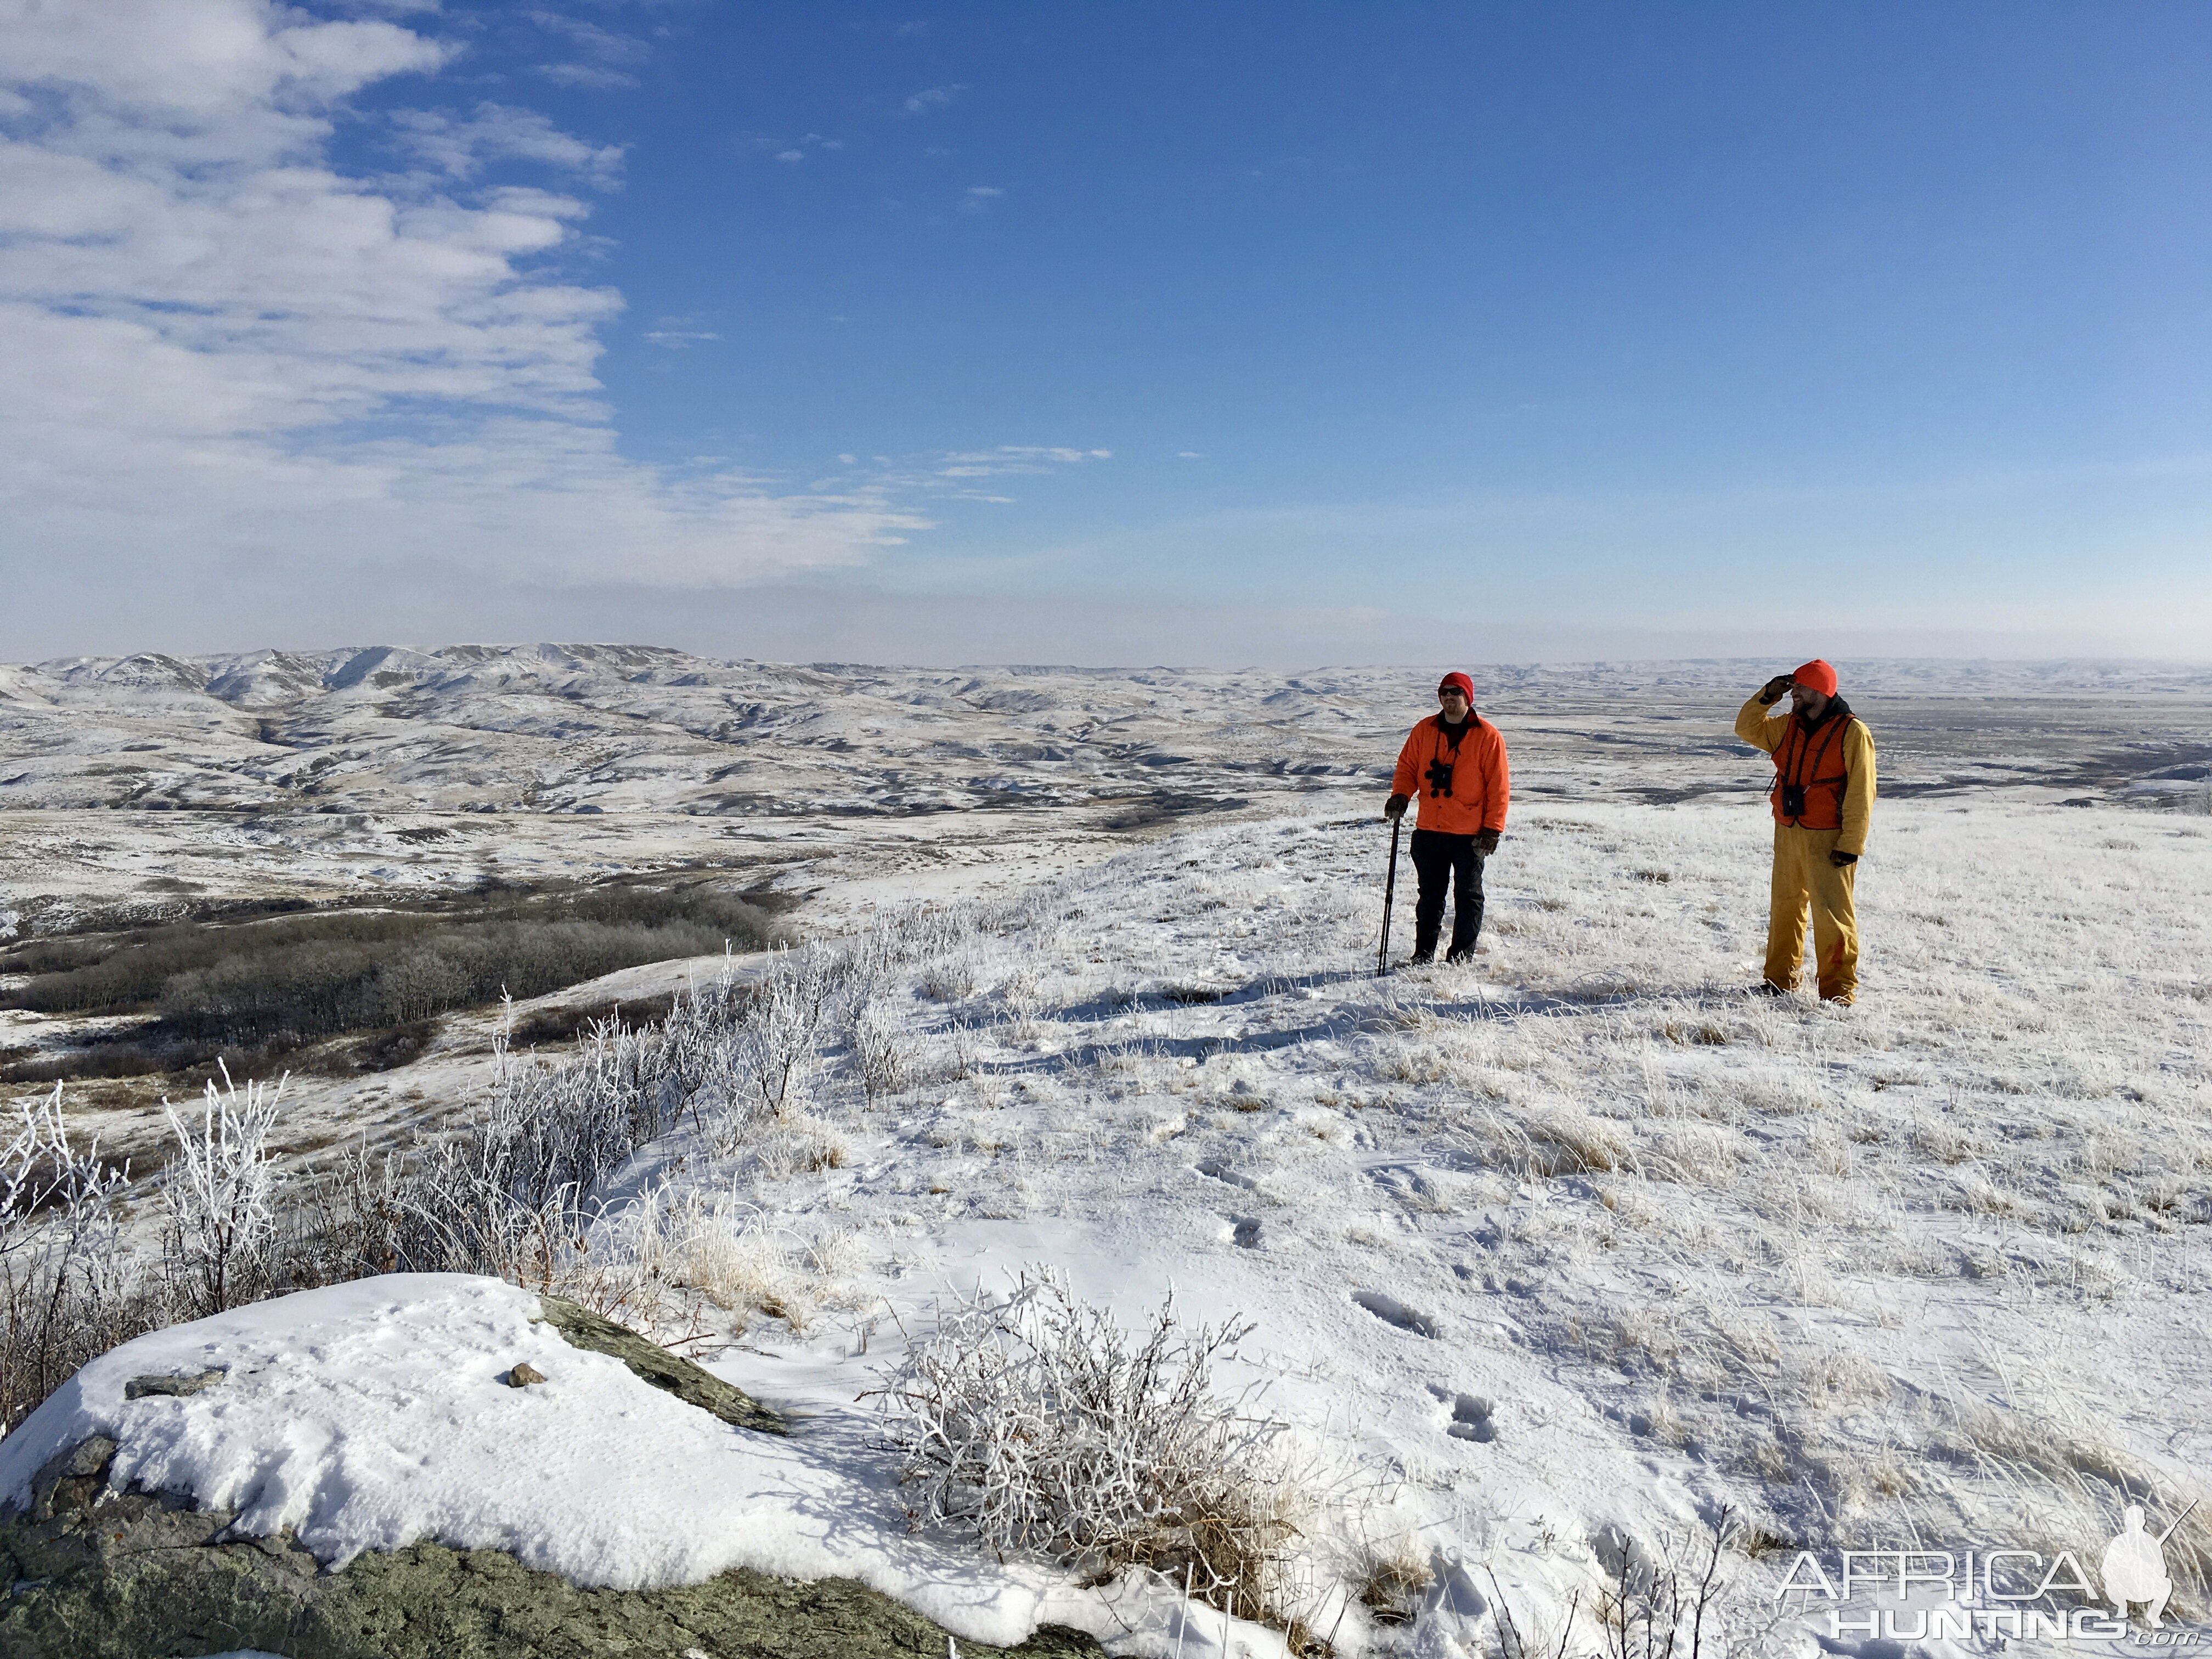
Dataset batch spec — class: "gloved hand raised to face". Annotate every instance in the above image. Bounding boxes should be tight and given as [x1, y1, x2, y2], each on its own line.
[1384, 793, 1410, 822]
[1474, 828, 1501, 856]
[1757, 674, 1795, 706]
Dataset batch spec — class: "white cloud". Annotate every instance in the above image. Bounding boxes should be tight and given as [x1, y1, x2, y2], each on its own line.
[0, 0, 922, 618]
[960, 183, 1002, 215]
[644, 329, 719, 347]
[533, 62, 640, 90]
[760, 132, 842, 163]
[904, 83, 964, 114]
[932, 446, 1110, 480]
[5, 0, 448, 114]
[391, 103, 626, 188]
[524, 10, 650, 90]
[528, 12, 648, 59]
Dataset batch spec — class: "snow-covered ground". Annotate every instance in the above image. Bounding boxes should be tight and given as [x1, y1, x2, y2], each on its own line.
[8, 648, 2206, 1190]
[4, 658, 2211, 1657]
[608, 795, 2211, 1655]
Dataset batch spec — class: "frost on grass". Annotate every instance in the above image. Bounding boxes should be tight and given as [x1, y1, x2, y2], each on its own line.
[7, 794, 2212, 1645]
[879, 1268, 1305, 1631]
[160, 1063, 283, 1317]
[1, 1086, 143, 1428]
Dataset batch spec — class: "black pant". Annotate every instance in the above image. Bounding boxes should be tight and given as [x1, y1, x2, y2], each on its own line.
[1410, 830, 1486, 961]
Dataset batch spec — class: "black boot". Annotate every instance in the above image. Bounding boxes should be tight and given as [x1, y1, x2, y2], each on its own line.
[1411, 923, 1439, 965]
[1445, 907, 1481, 963]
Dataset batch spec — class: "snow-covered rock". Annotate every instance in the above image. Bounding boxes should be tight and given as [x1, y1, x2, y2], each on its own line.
[0, 1276, 1111, 1649]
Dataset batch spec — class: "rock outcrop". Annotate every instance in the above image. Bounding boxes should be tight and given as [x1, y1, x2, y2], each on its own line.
[0, 1435, 1102, 1659]
[534, 1294, 785, 1434]
[0, 1287, 1101, 1658]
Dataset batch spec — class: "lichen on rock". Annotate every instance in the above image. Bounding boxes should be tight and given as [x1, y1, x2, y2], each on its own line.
[0, 1280, 1096, 1657]
[0, 1452, 1103, 1659]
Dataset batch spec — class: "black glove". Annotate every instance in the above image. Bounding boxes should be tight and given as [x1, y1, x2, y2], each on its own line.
[1384, 793, 1410, 822]
[1474, 828, 1500, 856]
[1757, 674, 1795, 707]
[1830, 850, 1857, 868]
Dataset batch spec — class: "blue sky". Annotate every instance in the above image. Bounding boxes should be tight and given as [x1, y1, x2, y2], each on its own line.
[4, 1, 2209, 663]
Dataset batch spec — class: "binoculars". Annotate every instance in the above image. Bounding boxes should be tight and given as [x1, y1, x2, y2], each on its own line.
[1425, 758, 1455, 798]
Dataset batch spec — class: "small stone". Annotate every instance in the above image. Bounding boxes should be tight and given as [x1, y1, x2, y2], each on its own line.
[58, 1437, 117, 1479]
[29, 1435, 118, 1522]
[506, 1362, 546, 1387]
[125, 1369, 225, 1401]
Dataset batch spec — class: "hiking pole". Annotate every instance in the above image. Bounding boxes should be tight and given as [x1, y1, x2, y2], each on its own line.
[1376, 815, 1403, 977]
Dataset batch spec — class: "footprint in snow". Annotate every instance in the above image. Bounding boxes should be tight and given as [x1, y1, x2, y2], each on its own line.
[1446, 1393, 1496, 1443]
[1229, 1217, 1262, 1249]
[1352, 1290, 1440, 1338]
[1366, 1163, 1439, 1203]
[1197, 1157, 1257, 1189]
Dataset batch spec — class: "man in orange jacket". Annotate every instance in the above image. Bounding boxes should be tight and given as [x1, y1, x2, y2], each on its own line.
[1735, 659, 1877, 1003]
[1385, 672, 1510, 965]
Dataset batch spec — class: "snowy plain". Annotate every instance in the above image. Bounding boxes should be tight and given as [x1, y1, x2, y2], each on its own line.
[608, 794, 2212, 1656]
[6, 644, 2208, 1184]
[3, 651, 2211, 1657]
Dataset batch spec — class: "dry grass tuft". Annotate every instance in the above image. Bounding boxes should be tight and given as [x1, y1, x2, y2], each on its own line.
[877, 1268, 1308, 1633]
[1349, 1536, 1432, 1627]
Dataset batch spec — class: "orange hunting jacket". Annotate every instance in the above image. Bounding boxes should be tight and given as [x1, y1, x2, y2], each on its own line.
[1391, 715, 1510, 836]
[1735, 696, 1877, 857]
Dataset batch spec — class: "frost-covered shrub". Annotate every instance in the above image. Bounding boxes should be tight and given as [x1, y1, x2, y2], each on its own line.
[160, 1063, 284, 1316]
[1584, 1510, 1773, 1659]
[850, 998, 913, 1104]
[1, 1086, 149, 1430]
[917, 951, 979, 1004]
[0, 926, 889, 1413]
[730, 950, 825, 1120]
[349, 951, 838, 1285]
[997, 967, 1051, 1031]
[357, 1019, 665, 1286]
[878, 1268, 1303, 1628]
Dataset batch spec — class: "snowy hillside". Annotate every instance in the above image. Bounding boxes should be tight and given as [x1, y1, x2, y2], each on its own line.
[3, 644, 2208, 822]
[3, 655, 2210, 1657]
[13, 789, 2203, 1655]
[3, 644, 2205, 960]
[579, 795, 2212, 1653]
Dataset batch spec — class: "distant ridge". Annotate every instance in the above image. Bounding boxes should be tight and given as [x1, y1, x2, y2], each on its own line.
[1, 647, 2204, 819]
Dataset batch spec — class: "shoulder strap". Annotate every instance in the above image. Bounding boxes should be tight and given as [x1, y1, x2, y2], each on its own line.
[1798, 714, 1850, 789]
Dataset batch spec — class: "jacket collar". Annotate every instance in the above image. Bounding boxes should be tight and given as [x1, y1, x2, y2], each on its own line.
[1796, 695, 1851, 732]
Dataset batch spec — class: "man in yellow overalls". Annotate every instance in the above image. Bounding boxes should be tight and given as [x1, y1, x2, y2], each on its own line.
[1734, 659, 1876, 1003]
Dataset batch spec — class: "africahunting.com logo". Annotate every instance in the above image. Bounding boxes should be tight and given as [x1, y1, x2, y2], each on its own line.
[1779, 1504, 2199, 1644]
